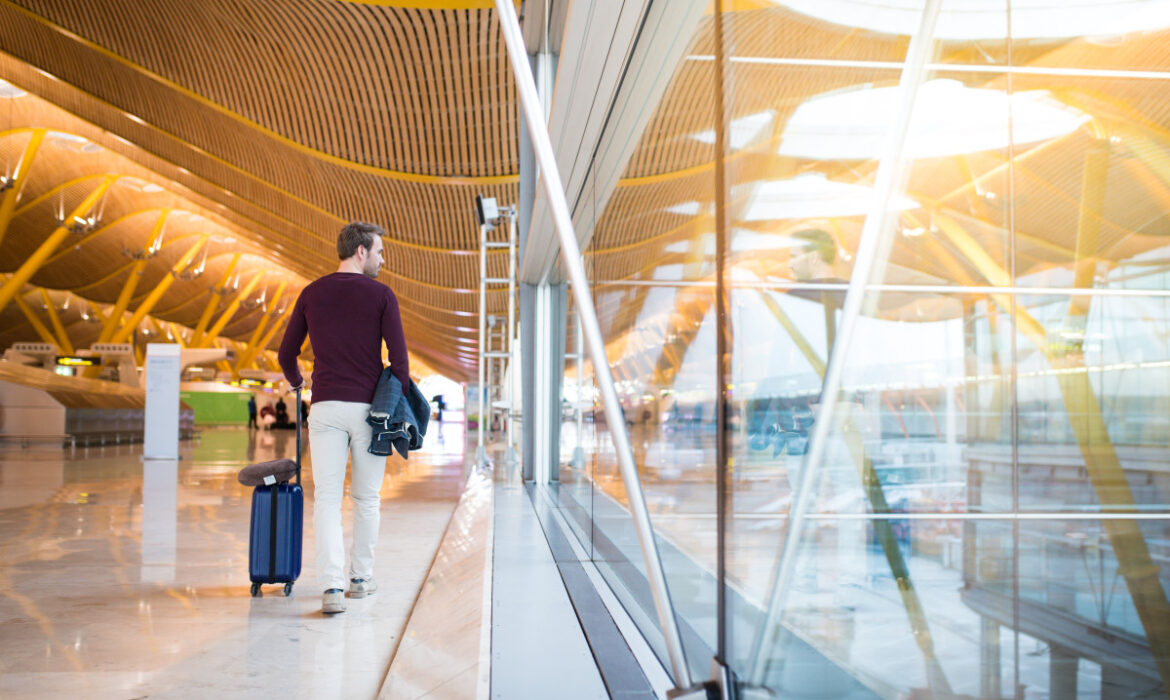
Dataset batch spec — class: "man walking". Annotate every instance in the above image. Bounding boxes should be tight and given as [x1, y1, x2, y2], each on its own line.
[278, 221, 410, 615]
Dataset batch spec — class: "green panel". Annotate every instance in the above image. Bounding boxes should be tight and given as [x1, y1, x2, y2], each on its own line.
[179, 391, 252, 426]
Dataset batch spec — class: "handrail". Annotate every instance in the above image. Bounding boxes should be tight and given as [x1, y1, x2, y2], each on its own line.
[493, 0, 695, 689]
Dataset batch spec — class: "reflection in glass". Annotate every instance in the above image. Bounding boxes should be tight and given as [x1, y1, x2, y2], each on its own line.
[558, 0, 1170, 696]
[735, 516, 1022, 698]
[779, 79, 1087, 161]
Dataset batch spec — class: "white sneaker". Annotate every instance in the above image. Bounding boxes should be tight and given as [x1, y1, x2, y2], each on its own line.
[347, 577, 377, 599]
[322, 588, 346, 614]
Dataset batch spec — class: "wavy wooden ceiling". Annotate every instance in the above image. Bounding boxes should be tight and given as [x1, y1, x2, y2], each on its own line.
[0, 0, 519, 379]
[5, 1, 1170, 383]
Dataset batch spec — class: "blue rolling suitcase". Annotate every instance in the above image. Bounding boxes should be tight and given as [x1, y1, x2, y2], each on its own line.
[248, 388, 304, 597]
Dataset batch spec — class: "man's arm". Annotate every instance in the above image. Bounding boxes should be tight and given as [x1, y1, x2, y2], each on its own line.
[278, 296, 308, 388]
[382, 289, 410, 388]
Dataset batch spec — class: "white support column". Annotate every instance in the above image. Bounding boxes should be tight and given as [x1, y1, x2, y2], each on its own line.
[572, 312, 586, 470]
[505, 210, 518, 466]
[533, 283, 551, 484]
[143, 343, 182, 461]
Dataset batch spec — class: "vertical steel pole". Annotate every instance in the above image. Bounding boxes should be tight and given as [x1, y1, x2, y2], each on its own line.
[477, 222, 488, 465]
[506, 210, 518, 464]
[493, 0, 694, 688]
[487, 322, 495, 433]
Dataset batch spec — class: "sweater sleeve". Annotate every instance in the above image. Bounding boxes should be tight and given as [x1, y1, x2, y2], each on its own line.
[382, 289, 410, 389]
[278, 295, 308, 388]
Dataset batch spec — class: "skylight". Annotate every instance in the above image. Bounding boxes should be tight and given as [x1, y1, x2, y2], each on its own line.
[48, 131, 88, 144]
[0, 78, 25, 98]
[738, 172, 919, 221]
[47, 131, 98, 153]
[778, 80, 1089, 160]
[666, 201, 702, 216]
[693, 110, 774, 150]
[730, 229, 810, 252]
[771, 0, 1170, 40]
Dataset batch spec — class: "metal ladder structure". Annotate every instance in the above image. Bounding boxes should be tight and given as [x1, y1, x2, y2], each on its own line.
[476, 202, 517, 468]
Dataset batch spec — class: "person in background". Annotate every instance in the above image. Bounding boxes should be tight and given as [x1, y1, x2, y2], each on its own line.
[275, 396, 289, 428]
[259, 402, 276, 429]
[247, 394, 258, 430]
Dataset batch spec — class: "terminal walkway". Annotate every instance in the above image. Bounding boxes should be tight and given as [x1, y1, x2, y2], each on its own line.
[0, 422, 662, 699]
[0, 424, 466, 698]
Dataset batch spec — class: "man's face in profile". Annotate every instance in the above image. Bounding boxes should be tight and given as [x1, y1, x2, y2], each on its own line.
[788, 228, 836, 282]
[790, 245, 822, 282]
[362, 238, 384, 278]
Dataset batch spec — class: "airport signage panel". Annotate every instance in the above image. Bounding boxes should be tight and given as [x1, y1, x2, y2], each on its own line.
[55, 355, 98, 366]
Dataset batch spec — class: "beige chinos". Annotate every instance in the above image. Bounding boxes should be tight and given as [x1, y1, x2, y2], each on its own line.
[308, 400, 386, 591]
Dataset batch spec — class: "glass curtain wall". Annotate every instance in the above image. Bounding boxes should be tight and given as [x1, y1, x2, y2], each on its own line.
[557, 2, 1170, 698]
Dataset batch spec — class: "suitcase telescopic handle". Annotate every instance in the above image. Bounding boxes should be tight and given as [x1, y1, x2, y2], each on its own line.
[295, 386, 302, 485]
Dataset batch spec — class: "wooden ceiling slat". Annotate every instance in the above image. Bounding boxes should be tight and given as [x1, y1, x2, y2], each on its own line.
[451, 10, 470, 174]
[428, 11, 455, 175]
[383, 10, 425, 181]
[462, 10, 487, 178]
[370, 11, 408, 178]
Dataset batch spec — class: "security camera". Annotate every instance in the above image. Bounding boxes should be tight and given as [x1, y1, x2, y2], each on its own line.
[475, 195, 499, 226]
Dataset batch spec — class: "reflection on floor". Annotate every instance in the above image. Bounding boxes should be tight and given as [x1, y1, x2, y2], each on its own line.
[0, 420, 470, 699]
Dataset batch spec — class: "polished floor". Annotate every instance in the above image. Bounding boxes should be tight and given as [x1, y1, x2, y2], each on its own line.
[0, 421, 470, 699]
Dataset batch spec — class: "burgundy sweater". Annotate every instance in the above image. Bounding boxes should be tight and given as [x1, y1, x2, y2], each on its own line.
[278, 272, 410, 404]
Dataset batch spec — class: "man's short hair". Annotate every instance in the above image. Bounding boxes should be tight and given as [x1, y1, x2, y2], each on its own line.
[792, 228, 836, 264]
[337, 221, 384, 260]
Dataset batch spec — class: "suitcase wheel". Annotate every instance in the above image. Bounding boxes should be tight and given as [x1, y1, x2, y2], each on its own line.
[283, 582, 294, 597]
[251, 582, 261, 598]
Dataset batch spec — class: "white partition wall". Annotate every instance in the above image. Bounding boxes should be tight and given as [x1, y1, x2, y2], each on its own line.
[144, 343, 182, 461]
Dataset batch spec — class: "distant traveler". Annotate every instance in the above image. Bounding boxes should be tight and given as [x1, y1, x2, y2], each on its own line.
[278, 221, 410, 616]
[247, 395, 258, 430]
[259, 403, 276, 429]
[274, 396, 289, 428]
